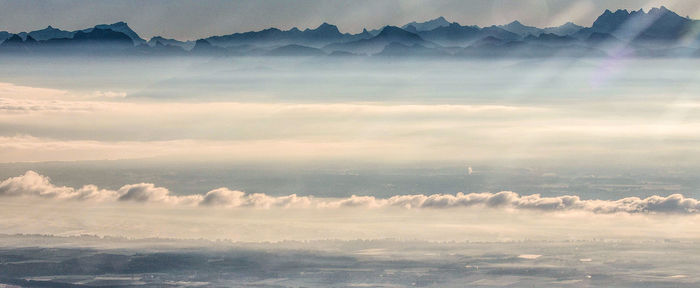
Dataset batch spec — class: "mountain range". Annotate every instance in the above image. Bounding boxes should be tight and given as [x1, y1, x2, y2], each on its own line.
[2, 6, 700, 58]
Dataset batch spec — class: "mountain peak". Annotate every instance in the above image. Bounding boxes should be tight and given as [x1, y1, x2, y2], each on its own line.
[590, 6, 690, 40]
[374, 26, 424, 44]
[402, 16, 450, 32]
[421, 16, 449, 25]
[36, 26, 56, 32]
[193, 39, 215, 50]
[591, 8, 632, 33]
[4, 34, 24, 43]
[108, 21, 129, 27]
[648, 5, 677, 16]
[314, 22, 340, 33]
[508, 20, 523, 26]
[379, 26, 410, 36]
[92, 21, 144, 44]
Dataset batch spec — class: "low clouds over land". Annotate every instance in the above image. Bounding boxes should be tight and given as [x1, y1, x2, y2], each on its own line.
[3, 170, 700, 214]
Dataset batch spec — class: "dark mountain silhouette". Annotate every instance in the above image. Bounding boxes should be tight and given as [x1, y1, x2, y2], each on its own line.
[84, 22, 145, 44]
[543, 22, 583, 36]
[499, 21, 543, 37]
[302, 23, 343, 40]
[634, 6, 693, 40]
[190, 39, 229, 55]
[24, 28, 136, 55]
[417, 23, 520, 46]
[402, 17, 451, 32]
[577, 6, 695, 42]
[206, 27, 288, 47]
[47, 28, 134, 46]
[1, 22, 142, 47]
[133, 41, 186, 56]
[415, 23, 481, 45]
[499, 21, 583, 37]
[479, 26, 522, 41]
[469, 35, 510, 48]
[27, 26, 73, 41]
[0, 31, 11, 43]
[0, 6, 699, 58]
[354, 29, 374, 40]
[0, 34, 38, 53]
[324, 26, 433, 54]
[148, 36, 196, 50]
[591, 9, 634, 34]
[1, 34, 28, 46]
[205, 23, 363, 48]
[373, 26, 426, 42]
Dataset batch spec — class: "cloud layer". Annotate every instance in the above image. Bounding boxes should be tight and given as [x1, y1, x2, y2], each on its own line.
[2, 171, 700, 214]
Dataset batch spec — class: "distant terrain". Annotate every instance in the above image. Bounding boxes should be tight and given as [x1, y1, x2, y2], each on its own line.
[2, 6, 700, 57]
[0, 234, 698, 287]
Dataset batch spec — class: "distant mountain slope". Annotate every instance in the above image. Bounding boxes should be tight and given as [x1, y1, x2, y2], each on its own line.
[0, 6, 699, 58]
[27, 26, 73, 41]
[148, 36, 196, 50]
[499, 21, 543, 37]
[543, 22, 583, 36]
[0, 28, 135, 54]
[499, 21, 583, 37]
[402, 17, 451, 32]
[205, 23, 365, 48]
[133, 41, 186, 55]
[577, 6, 696, 42]
[52, 28, 134, 45]
[190, 39, 228, 55]
[0, 31, 11, 43]
[416, 23, 481, 46]
[85, 22, 145, 44]
[2, 22, 144, 45]
[324, 26, 433, 54]
[414, 23, 519, 46]
[0, 34, 37, 53]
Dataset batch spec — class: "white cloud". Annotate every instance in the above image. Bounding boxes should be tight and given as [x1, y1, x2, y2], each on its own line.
[2, 171, 700, 214]
[0, 171, 117, 201]
[117, 183, 202, 205]
[200, 188, 312, 208]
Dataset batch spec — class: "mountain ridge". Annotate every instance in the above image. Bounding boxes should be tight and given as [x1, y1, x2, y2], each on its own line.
[1, 7, 700, 57]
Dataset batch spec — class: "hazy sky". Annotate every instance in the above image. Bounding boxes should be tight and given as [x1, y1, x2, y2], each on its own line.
[1, 0, 700, 40]
[2, 57, 700, 168]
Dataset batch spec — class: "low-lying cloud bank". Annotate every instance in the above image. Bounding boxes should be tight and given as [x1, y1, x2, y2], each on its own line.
[2, 171, 699, 214]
